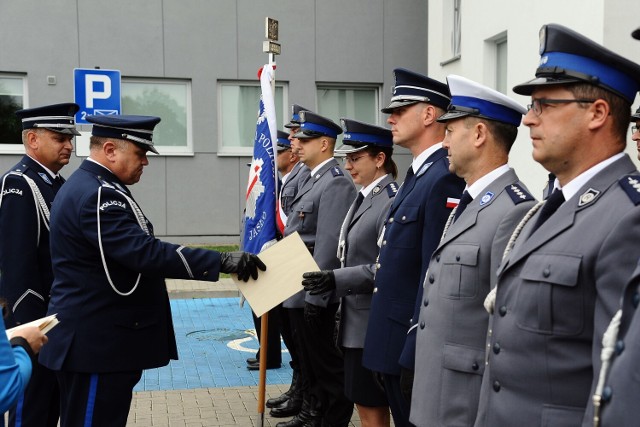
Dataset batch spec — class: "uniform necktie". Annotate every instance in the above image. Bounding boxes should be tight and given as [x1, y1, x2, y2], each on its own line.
[544, 173, 556, 200]
[453, 191, 472, 222]
[53, 176, 63, 191]
[353, 192, 365, 213]
[529, 188, 565, 235]
[398, 167, 415, 199]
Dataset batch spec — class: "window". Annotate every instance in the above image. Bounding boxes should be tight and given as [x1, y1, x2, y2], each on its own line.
[218, 81, 287, 156]
[122, 78, 192, 155]
[316, 85, 380, 126]
[0, 74, 27, 152]
[441, 0, 462, 65]
[496, 38, 508, 94]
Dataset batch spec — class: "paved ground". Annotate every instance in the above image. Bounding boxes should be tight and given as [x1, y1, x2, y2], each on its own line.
[125, 278, 366, 426]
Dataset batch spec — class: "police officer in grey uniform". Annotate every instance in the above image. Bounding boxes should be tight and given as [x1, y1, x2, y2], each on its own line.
[473, 24, 640, 427]
[0, 103, 80, 427]
[267, 106, 312, 419]
[409, 75, 536, 427]
[303, 118, 398, 426]
[280, 111, 356, 427]
[584, 26, 640, 427]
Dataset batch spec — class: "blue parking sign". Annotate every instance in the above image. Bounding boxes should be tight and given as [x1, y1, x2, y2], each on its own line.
[74, 68, 121, 124]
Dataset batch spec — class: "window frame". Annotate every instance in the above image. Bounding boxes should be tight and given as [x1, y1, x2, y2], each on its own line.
[0, 73, 28, 154]
[217, 80, 289, 157]
[315, 82, 382, 127]
[121, 77, 194, 156]
[440, 0, 462, 66]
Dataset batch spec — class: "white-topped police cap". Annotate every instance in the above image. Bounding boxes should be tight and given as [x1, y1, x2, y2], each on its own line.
[438, 75, 526, 127]
[87, 114, 161, 154]
[513, 23, 640, 104]
[276, 130, 291, 152]
[284, 104, 312, 128]
[15, 103, 81, 136]
[336, 118, 393, 154]
[293, 111, 342, 139]
[381, 68, 451, 113]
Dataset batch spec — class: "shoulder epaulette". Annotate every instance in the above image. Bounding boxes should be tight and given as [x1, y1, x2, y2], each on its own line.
[505, 183, 535, 205]
[331, 166, 344, 177]
[386, 181, 399, 197]
[619, 175, 640, 205]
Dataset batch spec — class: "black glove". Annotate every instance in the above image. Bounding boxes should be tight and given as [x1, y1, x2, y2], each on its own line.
[220, 251, 267, 282]
[302, 270, 336, 295]
[400, 367, 414, 403]
[303, 302, 325, 328]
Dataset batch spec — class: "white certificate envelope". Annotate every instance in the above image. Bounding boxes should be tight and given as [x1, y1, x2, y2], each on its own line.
[233, 232, 318, 317]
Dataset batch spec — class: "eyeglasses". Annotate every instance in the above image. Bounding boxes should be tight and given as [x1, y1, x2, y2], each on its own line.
[526, 98, 596, 116]
[632, 125, 640, 134]
[342, 154, 367, 164]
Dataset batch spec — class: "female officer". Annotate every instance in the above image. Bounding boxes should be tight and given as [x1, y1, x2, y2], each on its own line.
[302, 118, 397, 426]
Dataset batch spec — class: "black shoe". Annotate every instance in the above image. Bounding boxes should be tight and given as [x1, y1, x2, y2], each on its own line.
[270, 396, 303, 418]
[247, 360, 281, 371]
[275, 416, 304, 427]
[267, 369, 300, 408]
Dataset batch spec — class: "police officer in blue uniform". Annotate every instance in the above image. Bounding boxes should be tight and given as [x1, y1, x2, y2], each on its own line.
[38, 115, 265, 427]
[0, 103, 80, 427]
[362, 68, 465, 426]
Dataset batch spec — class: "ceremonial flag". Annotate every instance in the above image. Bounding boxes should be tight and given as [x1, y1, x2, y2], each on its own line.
[242, 65, 278, 254]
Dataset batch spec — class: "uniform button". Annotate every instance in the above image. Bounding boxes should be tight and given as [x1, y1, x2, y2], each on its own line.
[456, 254, 461, 261]
[373, 287, 378, 293]
[423, 299, 429, 307]
[376, 263, 381, 269]
[401, 215, 406, 221]
[615, 340, 625, 355]
[429, 274, 434, 284]
[382, 240, 387, 246]
[389, 217, 394, 223]
[633, 292, 640, 309]
[347, 289, 352, 295]
[472, 362, 479, 371]
[420, 321, 425, 329]
[543, 268, 550, 278]
[602, 386, 612, 402]
[203, 271, 209, 277]
[493, 381, 501, 392]
[498, 306, 507, 316]
[134, 322, 139, 327]
[436, 254, 441, 262]
[493, 343, 501, 354]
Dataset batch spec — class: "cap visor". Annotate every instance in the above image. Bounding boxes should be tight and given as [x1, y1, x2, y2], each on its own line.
[334, 144, 369, 155]
[513, 76, 583, 96]
[46, 127, 81, 136]
[284, 121, 299, 129]
[437, 110, 470, 123]
[381, 100, 419, 113]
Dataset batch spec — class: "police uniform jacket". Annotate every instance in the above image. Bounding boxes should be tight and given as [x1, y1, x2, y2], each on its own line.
[283, 158, 356, 309]
[281, 162, 310, 217]
[362, 147, 465, 375]
[39, 160, 223, 373]
[334, 174, 397, 348]
[595, 260, 640, 427]
[0, 156, 63, 327]
[410, 169, 535, 427]
[474, 155, 640, 427]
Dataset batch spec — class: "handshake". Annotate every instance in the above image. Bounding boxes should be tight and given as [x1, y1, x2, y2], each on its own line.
[220, 251, 267, 282]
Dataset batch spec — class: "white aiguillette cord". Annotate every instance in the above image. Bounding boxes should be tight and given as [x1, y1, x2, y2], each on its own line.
[97, 186, 149, 296]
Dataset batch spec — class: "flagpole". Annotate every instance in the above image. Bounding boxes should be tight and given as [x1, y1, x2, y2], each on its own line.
[257, 17, 280, 427]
